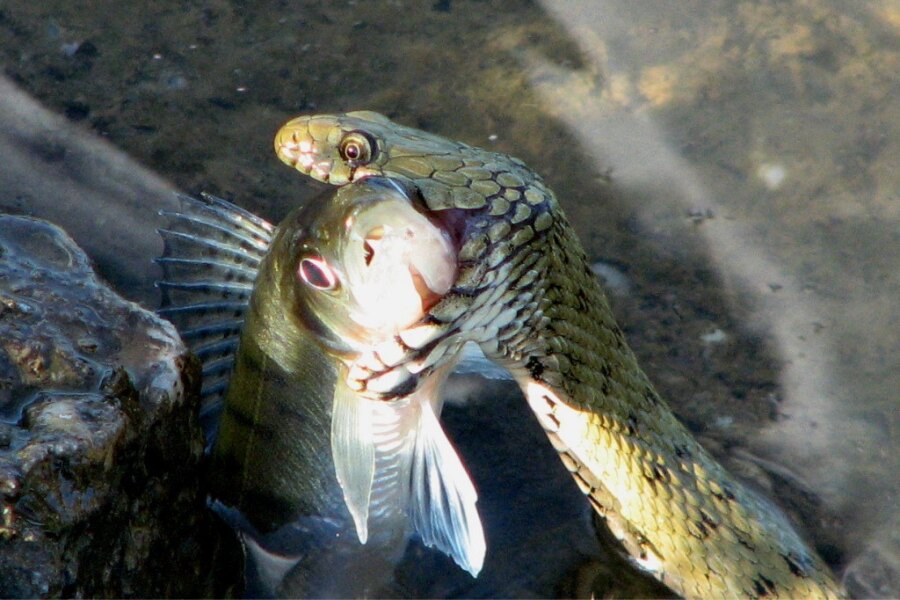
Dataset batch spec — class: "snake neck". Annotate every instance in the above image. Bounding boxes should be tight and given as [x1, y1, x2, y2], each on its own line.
[382, 154, 844, 598]
[479, 211, 844, 599]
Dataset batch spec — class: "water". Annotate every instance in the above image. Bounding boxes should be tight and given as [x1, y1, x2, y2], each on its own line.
[1, 0, 896, 596]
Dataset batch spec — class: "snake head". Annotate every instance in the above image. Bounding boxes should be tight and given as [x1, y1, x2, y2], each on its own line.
[274, 111, 473, 189]
[274, 111, 388, 184]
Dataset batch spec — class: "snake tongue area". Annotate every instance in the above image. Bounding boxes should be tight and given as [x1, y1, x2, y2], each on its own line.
[274, 111, 847, 599]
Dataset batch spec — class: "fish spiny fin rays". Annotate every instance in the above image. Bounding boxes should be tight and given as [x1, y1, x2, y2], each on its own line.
[156, 193, 274, 407]
[410, 397, 486, 577]
[331, 375, 375, 543]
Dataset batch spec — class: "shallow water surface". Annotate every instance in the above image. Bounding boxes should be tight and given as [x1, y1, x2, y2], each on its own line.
[0, 0, 896, 597]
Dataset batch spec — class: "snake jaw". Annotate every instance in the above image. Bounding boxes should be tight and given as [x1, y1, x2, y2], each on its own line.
[277, 116, 387, 186]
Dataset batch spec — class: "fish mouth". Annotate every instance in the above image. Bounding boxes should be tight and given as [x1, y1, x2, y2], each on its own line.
[345, 201, 457, 335]
[362, 225, 446, 314]
[409, 263, 444, 314]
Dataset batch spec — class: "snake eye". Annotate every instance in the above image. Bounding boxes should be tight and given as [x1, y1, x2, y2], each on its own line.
[338, 131, 377, 166]
[298, 256, 339, 291]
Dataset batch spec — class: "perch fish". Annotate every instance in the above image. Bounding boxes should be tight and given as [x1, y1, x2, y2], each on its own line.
[157, 178, 485, 581]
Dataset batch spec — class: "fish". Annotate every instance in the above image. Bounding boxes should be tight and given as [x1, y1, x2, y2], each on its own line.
[272, 111, 847, 599]
[156, 177, 486, 593]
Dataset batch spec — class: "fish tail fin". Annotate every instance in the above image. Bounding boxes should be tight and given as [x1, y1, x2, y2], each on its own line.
[409, 399, 486, 577]
[155, 193, 273, 412]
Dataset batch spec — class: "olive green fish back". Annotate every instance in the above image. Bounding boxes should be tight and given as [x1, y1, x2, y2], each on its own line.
[158, 195, 347, 529]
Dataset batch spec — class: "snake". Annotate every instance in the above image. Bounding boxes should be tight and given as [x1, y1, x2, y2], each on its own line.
[272, 111, 845, 599]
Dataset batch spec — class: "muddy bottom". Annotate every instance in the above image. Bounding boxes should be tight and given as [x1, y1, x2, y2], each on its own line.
[0, 0, 896, 597]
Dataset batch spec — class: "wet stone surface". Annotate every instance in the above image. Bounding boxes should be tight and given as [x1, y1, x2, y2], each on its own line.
[0, 215, 237, 597]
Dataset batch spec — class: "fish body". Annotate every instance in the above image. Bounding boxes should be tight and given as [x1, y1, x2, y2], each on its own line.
[157, 178, 486, 591]
[273, 111, 846, 599]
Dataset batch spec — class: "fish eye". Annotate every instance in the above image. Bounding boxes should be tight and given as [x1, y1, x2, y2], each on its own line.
[338, 131, 377, 166]
[298, 256, 339, 291]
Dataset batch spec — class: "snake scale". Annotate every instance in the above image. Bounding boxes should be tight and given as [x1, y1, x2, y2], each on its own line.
[273, 111, 845, 599]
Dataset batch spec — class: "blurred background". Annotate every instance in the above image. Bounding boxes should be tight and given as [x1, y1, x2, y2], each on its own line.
[1, 1, 896, 597]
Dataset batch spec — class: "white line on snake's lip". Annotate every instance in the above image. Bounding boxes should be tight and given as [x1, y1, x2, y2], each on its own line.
[279, 145, 322, 173]
[276, 137, 318, 173]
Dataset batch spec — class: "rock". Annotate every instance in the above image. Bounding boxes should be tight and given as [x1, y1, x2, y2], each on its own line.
[0, 215, 238, 597]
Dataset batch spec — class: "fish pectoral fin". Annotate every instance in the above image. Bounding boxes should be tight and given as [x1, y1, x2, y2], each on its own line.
[331, 377, 375, 543]
[409, 400, 486, 577]
[452, 341, 514, 381]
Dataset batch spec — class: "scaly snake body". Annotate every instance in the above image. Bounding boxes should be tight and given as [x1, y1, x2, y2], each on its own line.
[274, 111, 844, 599]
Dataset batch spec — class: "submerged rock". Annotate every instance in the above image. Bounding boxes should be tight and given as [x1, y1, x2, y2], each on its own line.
[0, 215, 237, 597]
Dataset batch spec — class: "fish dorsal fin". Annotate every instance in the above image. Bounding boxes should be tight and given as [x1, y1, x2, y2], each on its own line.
[331, 375, 376, 543]
[410, 395, 486, 577]
[156, 193, 274, 410]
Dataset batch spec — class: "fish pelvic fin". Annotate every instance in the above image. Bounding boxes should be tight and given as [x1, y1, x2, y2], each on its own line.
[410, 397, 486, 577]
[331, 376, 375, 543]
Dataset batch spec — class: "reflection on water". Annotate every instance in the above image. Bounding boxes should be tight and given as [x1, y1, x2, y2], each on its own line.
[528, 1, 898, 596]
[0, 0, 896, 597]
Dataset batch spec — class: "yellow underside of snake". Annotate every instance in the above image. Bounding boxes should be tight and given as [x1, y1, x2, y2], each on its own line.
[273, 111, 845, 599]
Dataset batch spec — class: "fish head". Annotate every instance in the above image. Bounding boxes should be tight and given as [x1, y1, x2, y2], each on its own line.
[276, 177, 458, 357]
[274, 111, 469, 187]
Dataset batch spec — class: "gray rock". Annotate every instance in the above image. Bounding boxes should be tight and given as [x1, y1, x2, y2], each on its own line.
[0, 215, 238, 598]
